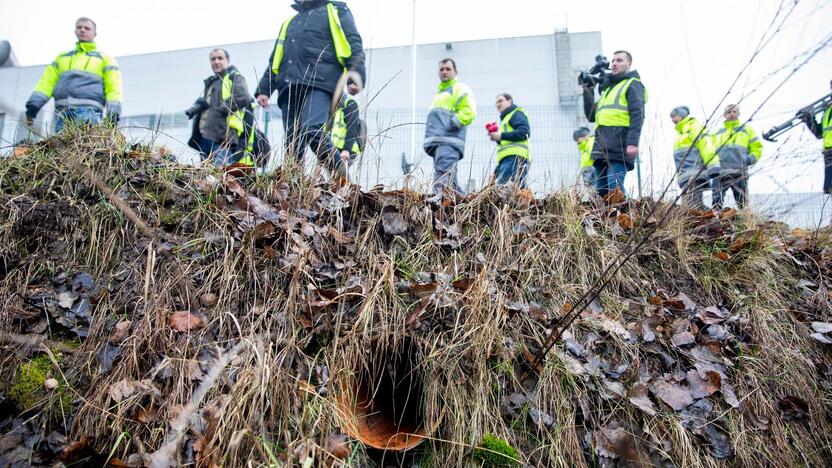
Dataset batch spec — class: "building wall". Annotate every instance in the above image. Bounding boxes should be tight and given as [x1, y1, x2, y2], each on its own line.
[0, 31, 602, 191]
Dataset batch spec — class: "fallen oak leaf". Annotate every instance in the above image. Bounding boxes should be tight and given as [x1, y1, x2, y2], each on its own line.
[650, 379, 694, 411]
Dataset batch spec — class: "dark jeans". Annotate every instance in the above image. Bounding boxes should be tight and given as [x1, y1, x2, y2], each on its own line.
[55, 106, 103, 132]
[494, 156, 529, 188]
[594, 160, 627, 197]
[680, 178, 709, 210]
[823, 149, 832, 194]
[713, 174, 748, 209]
[278, 85, 336, 164]
[195, 137, 234, 166]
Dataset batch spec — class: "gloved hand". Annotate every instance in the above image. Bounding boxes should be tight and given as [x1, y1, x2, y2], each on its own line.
[744, 154, 757, 166]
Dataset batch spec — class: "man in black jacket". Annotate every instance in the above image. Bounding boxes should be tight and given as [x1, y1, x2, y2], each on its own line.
[330, 78, 363, 178]
[254, 0, 365, 170]
[186, 48, 253, 166]
[582, 50, 646, 198]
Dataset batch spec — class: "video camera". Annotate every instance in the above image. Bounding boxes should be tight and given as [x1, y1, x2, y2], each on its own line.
[185, 97, 210, 119]
[578, 55, 611, 90]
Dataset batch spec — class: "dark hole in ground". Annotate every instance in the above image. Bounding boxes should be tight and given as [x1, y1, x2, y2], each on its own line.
[339, 337, 427, 451]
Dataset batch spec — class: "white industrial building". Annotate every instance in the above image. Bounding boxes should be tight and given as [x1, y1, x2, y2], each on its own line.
[0, 30, 602, 191]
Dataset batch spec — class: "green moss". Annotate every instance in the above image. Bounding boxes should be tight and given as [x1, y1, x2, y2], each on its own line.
[473, 434, 521, 467]
[160, 207, 185, 226]
[9, 354, 73, 412]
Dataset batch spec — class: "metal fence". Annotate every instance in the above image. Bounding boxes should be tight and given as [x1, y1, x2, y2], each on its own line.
[118, 103, 584, 192]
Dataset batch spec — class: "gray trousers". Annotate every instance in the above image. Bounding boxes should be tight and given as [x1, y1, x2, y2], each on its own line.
[430, 144, 464, 195]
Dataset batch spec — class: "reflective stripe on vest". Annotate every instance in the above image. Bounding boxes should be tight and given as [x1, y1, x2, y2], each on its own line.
[596, 77, 646, 127]
[823, 106, 832, 149]
[331, 96, 360, 154]
[497, 107, 530, 162]
[271, 3, 352, 75]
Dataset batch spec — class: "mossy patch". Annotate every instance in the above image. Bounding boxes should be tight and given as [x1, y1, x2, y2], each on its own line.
[9, 354, 73, 412]
[473, 434, 521, 467]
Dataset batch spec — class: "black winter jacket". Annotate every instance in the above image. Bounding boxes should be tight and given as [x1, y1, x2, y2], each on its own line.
[255, 0, 366, 99]
[582, 70, 646, 169]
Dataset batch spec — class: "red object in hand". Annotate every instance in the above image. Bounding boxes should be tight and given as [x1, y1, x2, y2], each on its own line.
[485, 122, 499, 133]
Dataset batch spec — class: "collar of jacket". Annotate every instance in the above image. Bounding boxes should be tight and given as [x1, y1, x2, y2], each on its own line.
[75, 41, 98, 52]
[438, 78, 458, 91]
[293, 0, 328, 12]
[499, 104, 518, 120]
[675, 115, 694, 133]
[204, 65, 238, 87]
[606, 69, 640, 89]
[723, 119, 741, 130]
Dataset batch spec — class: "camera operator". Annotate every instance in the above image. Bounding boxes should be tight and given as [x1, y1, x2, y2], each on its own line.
[187, 48, 254, 166]
[799, 80, 832, 193]
[581, 50, 647, 198]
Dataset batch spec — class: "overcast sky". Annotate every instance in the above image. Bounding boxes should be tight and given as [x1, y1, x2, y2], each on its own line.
[2, 0, 831, 195]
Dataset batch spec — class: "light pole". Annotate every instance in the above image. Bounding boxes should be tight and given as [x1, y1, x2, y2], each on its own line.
[408, 0, 417, 174]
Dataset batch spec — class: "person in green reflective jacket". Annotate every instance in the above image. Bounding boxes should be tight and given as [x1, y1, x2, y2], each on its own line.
[25, 17, 123, 132]
[423, 58, 477, 196]
[669, 106, 719, 209]
[712, 104, 762, 209]
[799, 79, 832, 193]
[573, 127, 596, 188]
[489, 93, 530, 188]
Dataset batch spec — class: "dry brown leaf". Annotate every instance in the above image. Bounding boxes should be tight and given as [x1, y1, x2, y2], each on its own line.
[686, 370, 721, 399]
[326, 432, 351, 460]
[671, 331, 696, 348]
[109, 320, 132, 344]
[628, 383, 657, 416]
[169, 311, 205, 332]
[650, 379, 694, 411]
[617, 213, 634, 230]
[713, 251, 731, 261]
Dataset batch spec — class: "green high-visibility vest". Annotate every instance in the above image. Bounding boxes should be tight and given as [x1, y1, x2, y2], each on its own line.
[271, 3, 352, 76]
[496, 107, 530, 162]
[596, 77, 647, 127]
[578, 136, 594, 169]
[221, 71, 254, 166]
[331, 96, 360, 154]
[823, 106, 832, 150]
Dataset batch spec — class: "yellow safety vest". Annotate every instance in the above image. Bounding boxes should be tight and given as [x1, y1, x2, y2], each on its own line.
[823, 106, 832, 150]
[331, 96, 360, 154]
[578, 136, 594, 169]
[271, 3, 352, 75]
[221, 71, 254, 166]
[596, 77, 646, 127]
[496, 107, 530, 162]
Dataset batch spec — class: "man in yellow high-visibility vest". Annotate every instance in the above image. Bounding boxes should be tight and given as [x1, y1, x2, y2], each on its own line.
[185, 48, 254, 166]
[254, 0, 365, 171]
[800, 80, 832, 193]
[489, 93, 530, 188]
[25, 17, 123, 132]
[581, 50, 647, 198]
[712, 104, 762, 209]
[424, 58, 477, 195]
